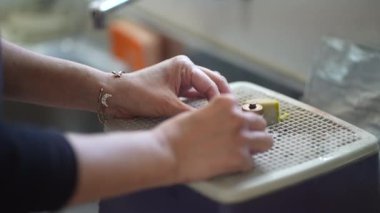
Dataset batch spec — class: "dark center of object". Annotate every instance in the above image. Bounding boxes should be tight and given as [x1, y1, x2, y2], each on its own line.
[249, 104, 257, 110]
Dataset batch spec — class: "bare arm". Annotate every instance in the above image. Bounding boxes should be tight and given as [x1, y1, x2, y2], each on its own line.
[2, 39, 109, 112]
[66, 95, 272, 205]
[66, 131, 177, 204]
[2, 39, 230, 118]
[1, 39, 273, 208]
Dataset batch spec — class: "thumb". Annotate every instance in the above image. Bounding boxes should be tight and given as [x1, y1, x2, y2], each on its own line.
[168, 99, 195, 116]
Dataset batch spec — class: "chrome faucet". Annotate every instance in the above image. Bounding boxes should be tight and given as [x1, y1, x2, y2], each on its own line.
[90, 0, 136, 29]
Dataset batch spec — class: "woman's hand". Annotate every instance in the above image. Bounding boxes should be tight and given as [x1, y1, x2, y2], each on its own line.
[152, 94, 273, 183]
[106, 55, 230, 118]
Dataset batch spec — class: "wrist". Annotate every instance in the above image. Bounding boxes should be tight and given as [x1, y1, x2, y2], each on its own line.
[101, 72, 135, 119]
[151, 128, 181, 185]
[95, 71, 134, 121]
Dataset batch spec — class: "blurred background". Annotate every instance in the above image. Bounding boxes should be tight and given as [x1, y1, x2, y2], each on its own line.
[1, 0, 380, 212]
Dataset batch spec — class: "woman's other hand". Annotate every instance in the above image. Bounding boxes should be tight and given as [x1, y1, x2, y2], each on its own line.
[106, 55, 230, 118]
[153, 94, 273, 183]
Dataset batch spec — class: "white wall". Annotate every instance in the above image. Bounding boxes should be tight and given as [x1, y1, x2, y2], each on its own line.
[129, 0, 380, 84]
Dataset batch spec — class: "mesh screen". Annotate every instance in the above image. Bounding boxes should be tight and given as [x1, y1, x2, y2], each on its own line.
[106, 83, 363, 182]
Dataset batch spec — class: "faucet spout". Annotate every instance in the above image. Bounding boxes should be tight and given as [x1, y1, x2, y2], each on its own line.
[90, 0, 136, 29]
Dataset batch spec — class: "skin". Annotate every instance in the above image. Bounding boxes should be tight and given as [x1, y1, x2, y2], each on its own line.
[1, 39, 273, 206]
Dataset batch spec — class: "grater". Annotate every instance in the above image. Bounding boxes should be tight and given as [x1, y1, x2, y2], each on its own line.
[101, 81, 379, 212]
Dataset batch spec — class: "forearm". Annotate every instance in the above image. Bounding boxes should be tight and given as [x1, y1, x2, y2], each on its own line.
[66, 131, 177, 204]
[2, 39, 109, 112]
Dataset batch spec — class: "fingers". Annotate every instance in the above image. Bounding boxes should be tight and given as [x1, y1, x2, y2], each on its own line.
[164, 94, 196, 116]
[232, 107, 272, 154]
[171, 55, 229, 100]
[240, 111, 272, 154]
[208, 94, 239, 110]
[244, 112, 267, 131]
[179, 88, 204, 99]
[233, 147, 255, 172]
[197, 66, 231, 94]
[210, 96, 272, 153]
[173, 100, 196, 114]
[243, 131, 273, 154]
[190, 67, 220, 100]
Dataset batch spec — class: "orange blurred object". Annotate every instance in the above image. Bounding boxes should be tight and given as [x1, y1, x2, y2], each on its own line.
[109, 20, 161, 71]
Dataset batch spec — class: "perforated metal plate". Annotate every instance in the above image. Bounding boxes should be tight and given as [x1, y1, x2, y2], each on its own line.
[105, 81, 378, 204]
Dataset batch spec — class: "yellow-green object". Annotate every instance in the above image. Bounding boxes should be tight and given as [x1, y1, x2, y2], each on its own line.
[243, 99, 280, 125]
[279, 112, 290, 122]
